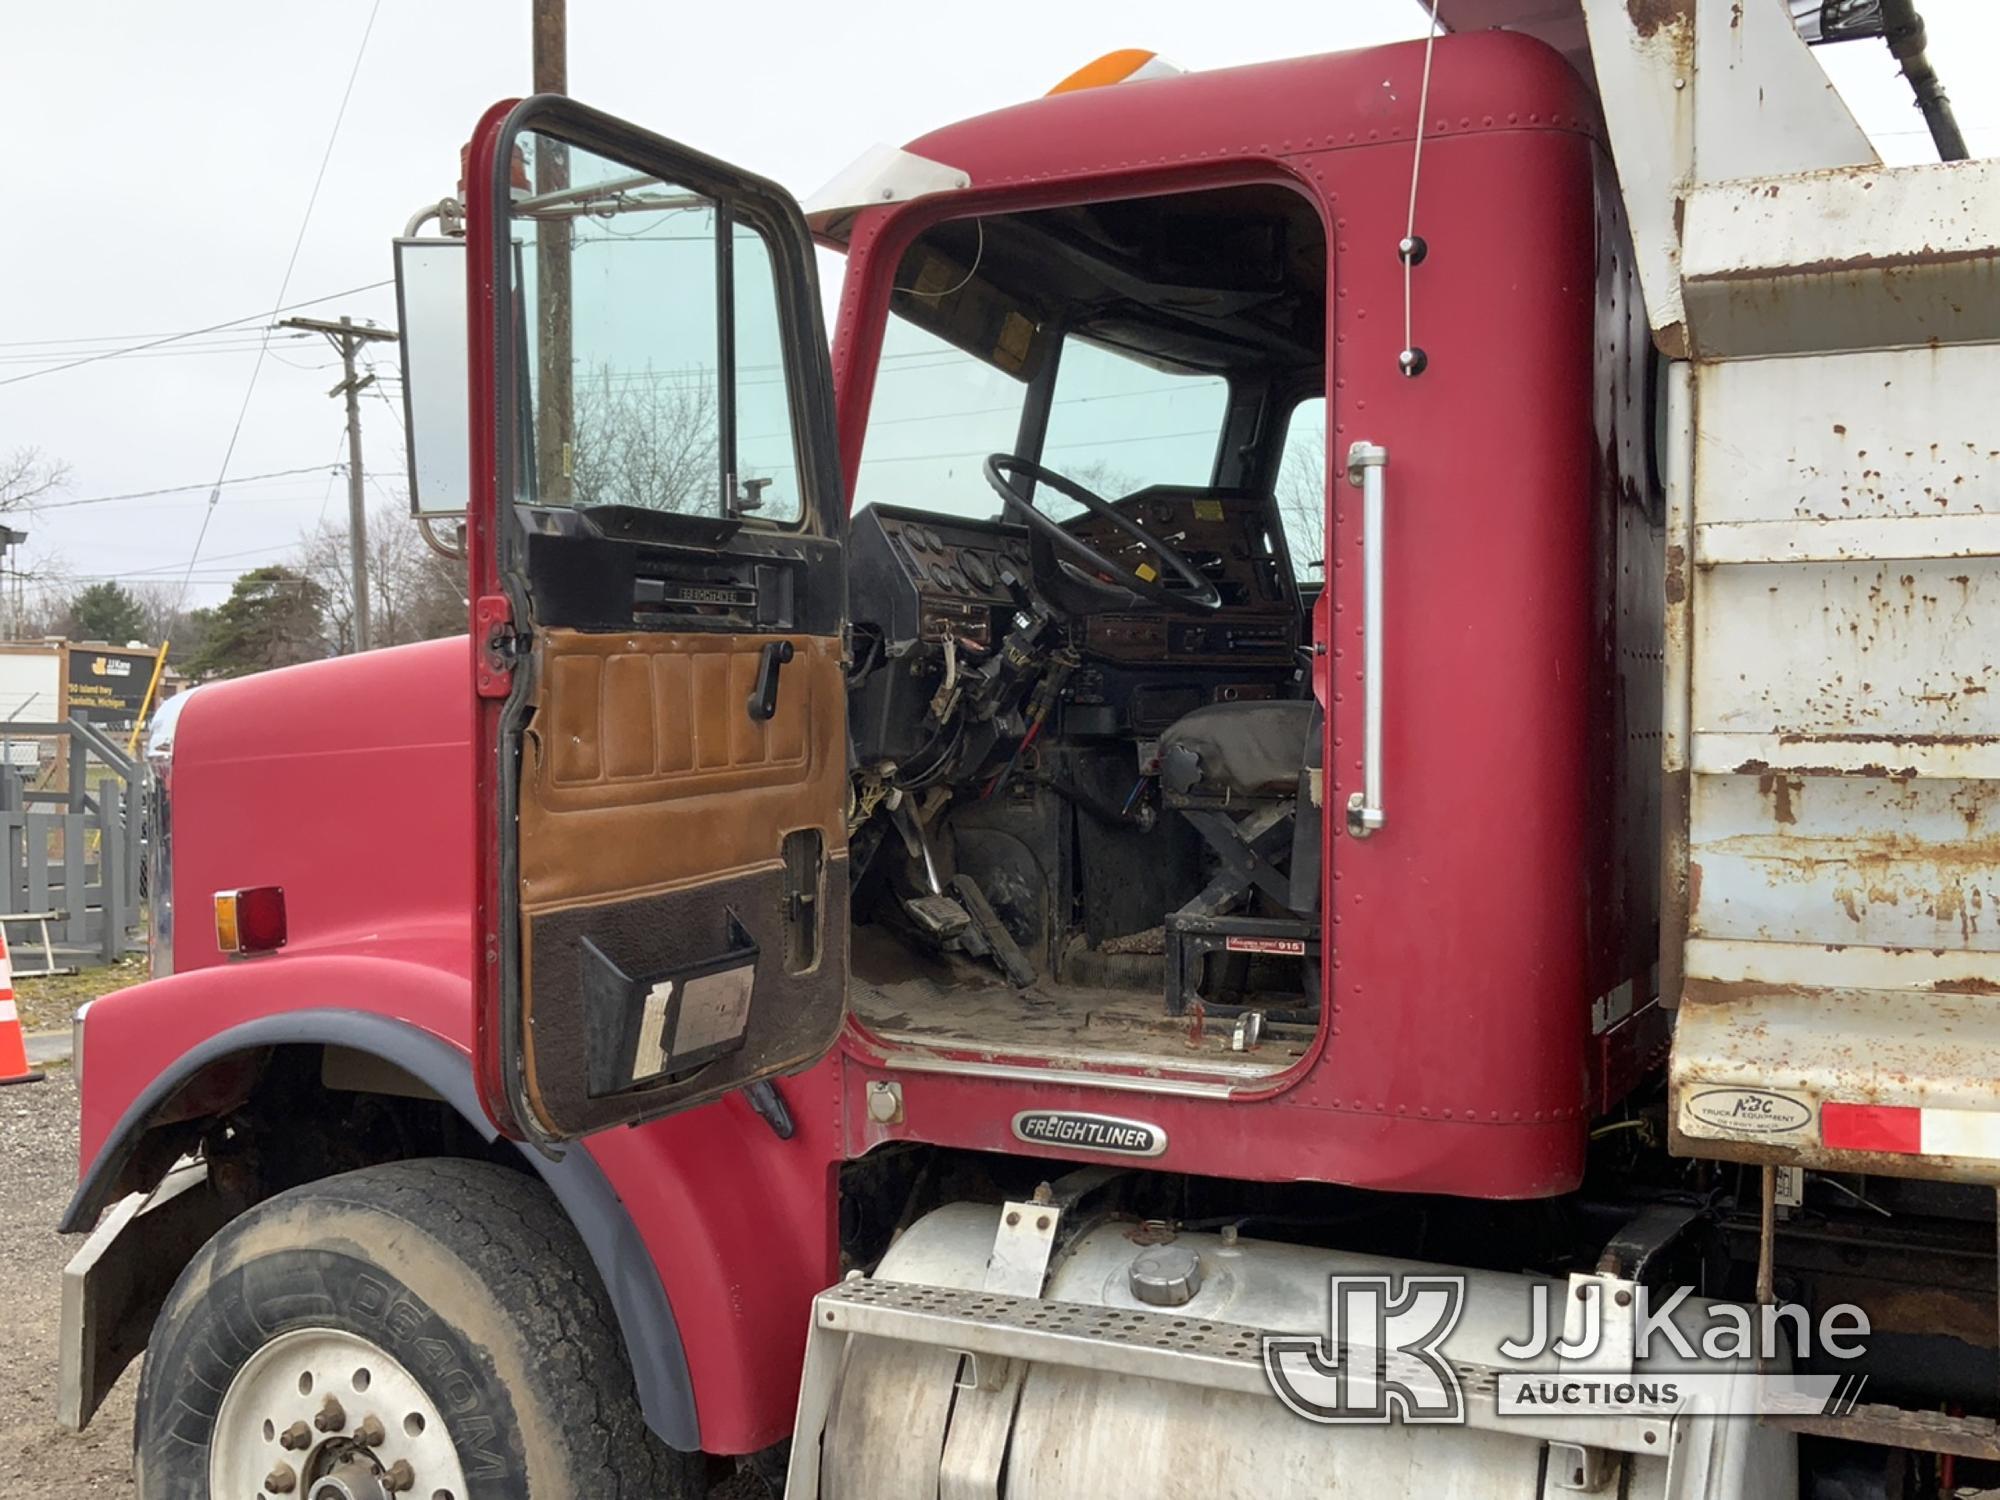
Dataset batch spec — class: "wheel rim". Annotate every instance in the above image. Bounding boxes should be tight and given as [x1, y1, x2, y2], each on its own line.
[209, 1326, 471, 1500]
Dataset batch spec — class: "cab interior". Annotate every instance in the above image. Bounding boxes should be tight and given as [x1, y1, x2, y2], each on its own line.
[840, 182, 1330, 1079]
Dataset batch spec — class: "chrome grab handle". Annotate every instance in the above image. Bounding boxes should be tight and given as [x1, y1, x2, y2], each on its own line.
[1344, 441, 1388, 838]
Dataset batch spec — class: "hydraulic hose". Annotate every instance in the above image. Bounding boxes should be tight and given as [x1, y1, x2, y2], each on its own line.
[1878, 0, 1970, 161]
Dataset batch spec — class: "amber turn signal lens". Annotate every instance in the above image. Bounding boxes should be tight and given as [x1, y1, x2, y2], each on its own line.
[215, 887, 287, 955]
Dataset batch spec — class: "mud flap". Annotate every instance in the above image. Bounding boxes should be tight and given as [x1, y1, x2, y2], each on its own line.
[58, 1160, 230, 1431]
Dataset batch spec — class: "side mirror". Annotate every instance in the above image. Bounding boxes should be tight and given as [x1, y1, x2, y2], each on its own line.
[1789, 0, 1886, 43]
[393, 238, 471, 517]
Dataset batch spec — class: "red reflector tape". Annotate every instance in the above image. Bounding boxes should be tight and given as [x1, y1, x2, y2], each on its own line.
[1820, 1101, 1923, 1154]
[1819, 1100, 2000, 1160]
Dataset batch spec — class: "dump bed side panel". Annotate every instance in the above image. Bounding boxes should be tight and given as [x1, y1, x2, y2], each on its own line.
[1666, 162, 2000, 1181]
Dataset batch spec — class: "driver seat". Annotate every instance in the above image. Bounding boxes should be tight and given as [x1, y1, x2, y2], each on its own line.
[1159, 701, 1316, 801]
[1156, 700, 1322, 1018]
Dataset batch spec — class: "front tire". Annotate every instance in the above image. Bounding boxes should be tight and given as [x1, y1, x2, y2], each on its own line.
[134, 1157, 703, 1500]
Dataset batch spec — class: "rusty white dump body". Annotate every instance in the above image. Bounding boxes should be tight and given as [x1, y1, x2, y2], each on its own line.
[1463, 0, 2000, 1184]
[1658, 158, 2000, 1179]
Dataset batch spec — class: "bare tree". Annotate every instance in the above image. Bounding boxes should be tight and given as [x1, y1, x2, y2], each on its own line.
[568, 365, 720, 513]
[1067, 457, 1142, 500]
[1274, 439, 1325, 578]
[300, 505, 467, 654]
[10, 580, 72, 640]
[0, 450, 72, 635]
[0, 447, 69, 513]
[128, 582, 186, 647]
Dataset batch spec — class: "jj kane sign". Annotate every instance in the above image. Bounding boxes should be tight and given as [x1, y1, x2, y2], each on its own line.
[65, 646, 158, 719]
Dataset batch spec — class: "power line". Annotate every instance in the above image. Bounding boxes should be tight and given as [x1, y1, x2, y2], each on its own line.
[0, 280, 392, 388]
[861, 427, 1219, 467]
[0, 321, 368, 351]
[174, 0, 385, 622]
[0, 334, 320, 368]
[112, 542, 315, 579]
[312, 425, 351, 529]
[29, 465, 343, 512]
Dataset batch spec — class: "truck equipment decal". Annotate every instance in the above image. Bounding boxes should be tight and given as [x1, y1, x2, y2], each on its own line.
[1681, 1087, 1814, 1137]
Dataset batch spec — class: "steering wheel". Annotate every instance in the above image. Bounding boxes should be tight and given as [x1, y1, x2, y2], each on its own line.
[981, 455, 1222, 615]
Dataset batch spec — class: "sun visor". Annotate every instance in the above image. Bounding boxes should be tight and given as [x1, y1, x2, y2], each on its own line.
[804, 144, 970, 245]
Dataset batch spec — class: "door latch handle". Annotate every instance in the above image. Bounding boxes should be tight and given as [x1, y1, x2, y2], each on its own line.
[747, 639, 796, 722]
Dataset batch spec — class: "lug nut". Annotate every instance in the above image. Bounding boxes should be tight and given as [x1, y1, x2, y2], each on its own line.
[383, 1458, 416, 1492]
[355, 1414, 385, 1446]
[314, 1395, 347, 1432]
[265, 1463, 298, 1494]
[280, 1421, 314, 1451]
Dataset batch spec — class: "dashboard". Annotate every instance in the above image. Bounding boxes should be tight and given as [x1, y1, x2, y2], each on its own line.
[847, 505, 1033, 651]
[847, 493, 1305, 763]
[848, 491, 1300, 665]
[1067, 487, 1299, 666]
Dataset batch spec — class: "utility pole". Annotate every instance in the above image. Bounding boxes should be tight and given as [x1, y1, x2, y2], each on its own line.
[533, 0, 564, 91]
[0, 525, 25, 639]
[532, 0, 574, 507]
[278, 315, 398, 651]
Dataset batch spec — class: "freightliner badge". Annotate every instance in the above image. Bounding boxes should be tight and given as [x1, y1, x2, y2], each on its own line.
[1011, 1110, 1167, 1157]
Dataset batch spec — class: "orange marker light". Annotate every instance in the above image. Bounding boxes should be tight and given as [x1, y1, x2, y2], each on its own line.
[215, 887, 287, 955]
[1046, 49, 1182, 96]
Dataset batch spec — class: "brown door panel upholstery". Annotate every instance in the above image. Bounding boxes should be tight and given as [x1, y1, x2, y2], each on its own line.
[520, 629, 848, 908]
[517, 628, 849, 1135]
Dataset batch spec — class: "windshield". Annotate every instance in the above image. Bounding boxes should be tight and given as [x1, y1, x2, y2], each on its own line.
[852, 312, 1030, 516]
[855, 313, 1229, 521]
[1037, 337, 1228, 519]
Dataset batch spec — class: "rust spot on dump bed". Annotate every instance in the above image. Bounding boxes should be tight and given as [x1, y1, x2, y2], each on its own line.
[1757, 771, 1802, 825]
[1682, 978, 1816, 1007]
[1936, 977, 2000, 996]
[1626, 0, 1692, 40]
[1665, 544, 1689, 606]
[1781, 733, 2000, 748]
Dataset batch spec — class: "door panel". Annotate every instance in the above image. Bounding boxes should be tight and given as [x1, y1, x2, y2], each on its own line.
[465, 96, 847, 1141]
[521, 631, 848, 1132]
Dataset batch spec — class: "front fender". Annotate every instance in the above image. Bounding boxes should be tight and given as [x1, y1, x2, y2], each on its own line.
[65, 957, 701, 1451]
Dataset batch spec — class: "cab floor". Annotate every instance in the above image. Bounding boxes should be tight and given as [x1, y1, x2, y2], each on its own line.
[849, 926, 1306, 1080]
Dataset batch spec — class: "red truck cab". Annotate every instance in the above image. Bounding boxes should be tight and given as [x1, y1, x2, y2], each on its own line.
[63, 32, 1669, 1493]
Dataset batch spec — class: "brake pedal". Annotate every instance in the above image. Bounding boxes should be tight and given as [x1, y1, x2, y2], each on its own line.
[904, 894, 972, 940]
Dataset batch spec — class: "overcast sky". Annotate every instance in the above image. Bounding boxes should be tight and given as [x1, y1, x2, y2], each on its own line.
[2, 0, 1993, 616]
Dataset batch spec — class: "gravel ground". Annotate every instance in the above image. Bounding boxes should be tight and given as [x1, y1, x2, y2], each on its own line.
[0, 1067, 138, 1499]
[0, 1063, 764, 1499]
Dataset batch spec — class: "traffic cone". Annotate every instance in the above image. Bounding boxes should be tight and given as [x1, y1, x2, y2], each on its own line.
[0, 926, 45, 1086]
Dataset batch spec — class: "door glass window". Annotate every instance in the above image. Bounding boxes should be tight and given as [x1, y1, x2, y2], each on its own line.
[511, 131, 803, 523]
[733, 226, 803, 520]
[1274, 396, 1326, 581]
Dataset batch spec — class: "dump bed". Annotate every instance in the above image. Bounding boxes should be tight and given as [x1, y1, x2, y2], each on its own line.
[1663, 157, 2000, 1181]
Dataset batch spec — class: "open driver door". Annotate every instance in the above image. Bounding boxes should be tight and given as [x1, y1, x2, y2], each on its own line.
[465, 97, 848, 1143]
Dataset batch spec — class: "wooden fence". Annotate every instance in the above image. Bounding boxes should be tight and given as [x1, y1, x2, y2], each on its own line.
[0, 718, 143, 964]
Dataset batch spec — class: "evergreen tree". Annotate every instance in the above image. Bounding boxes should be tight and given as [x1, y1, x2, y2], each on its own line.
[65, 581, 149, 644]
[184, 567, 329, 680]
